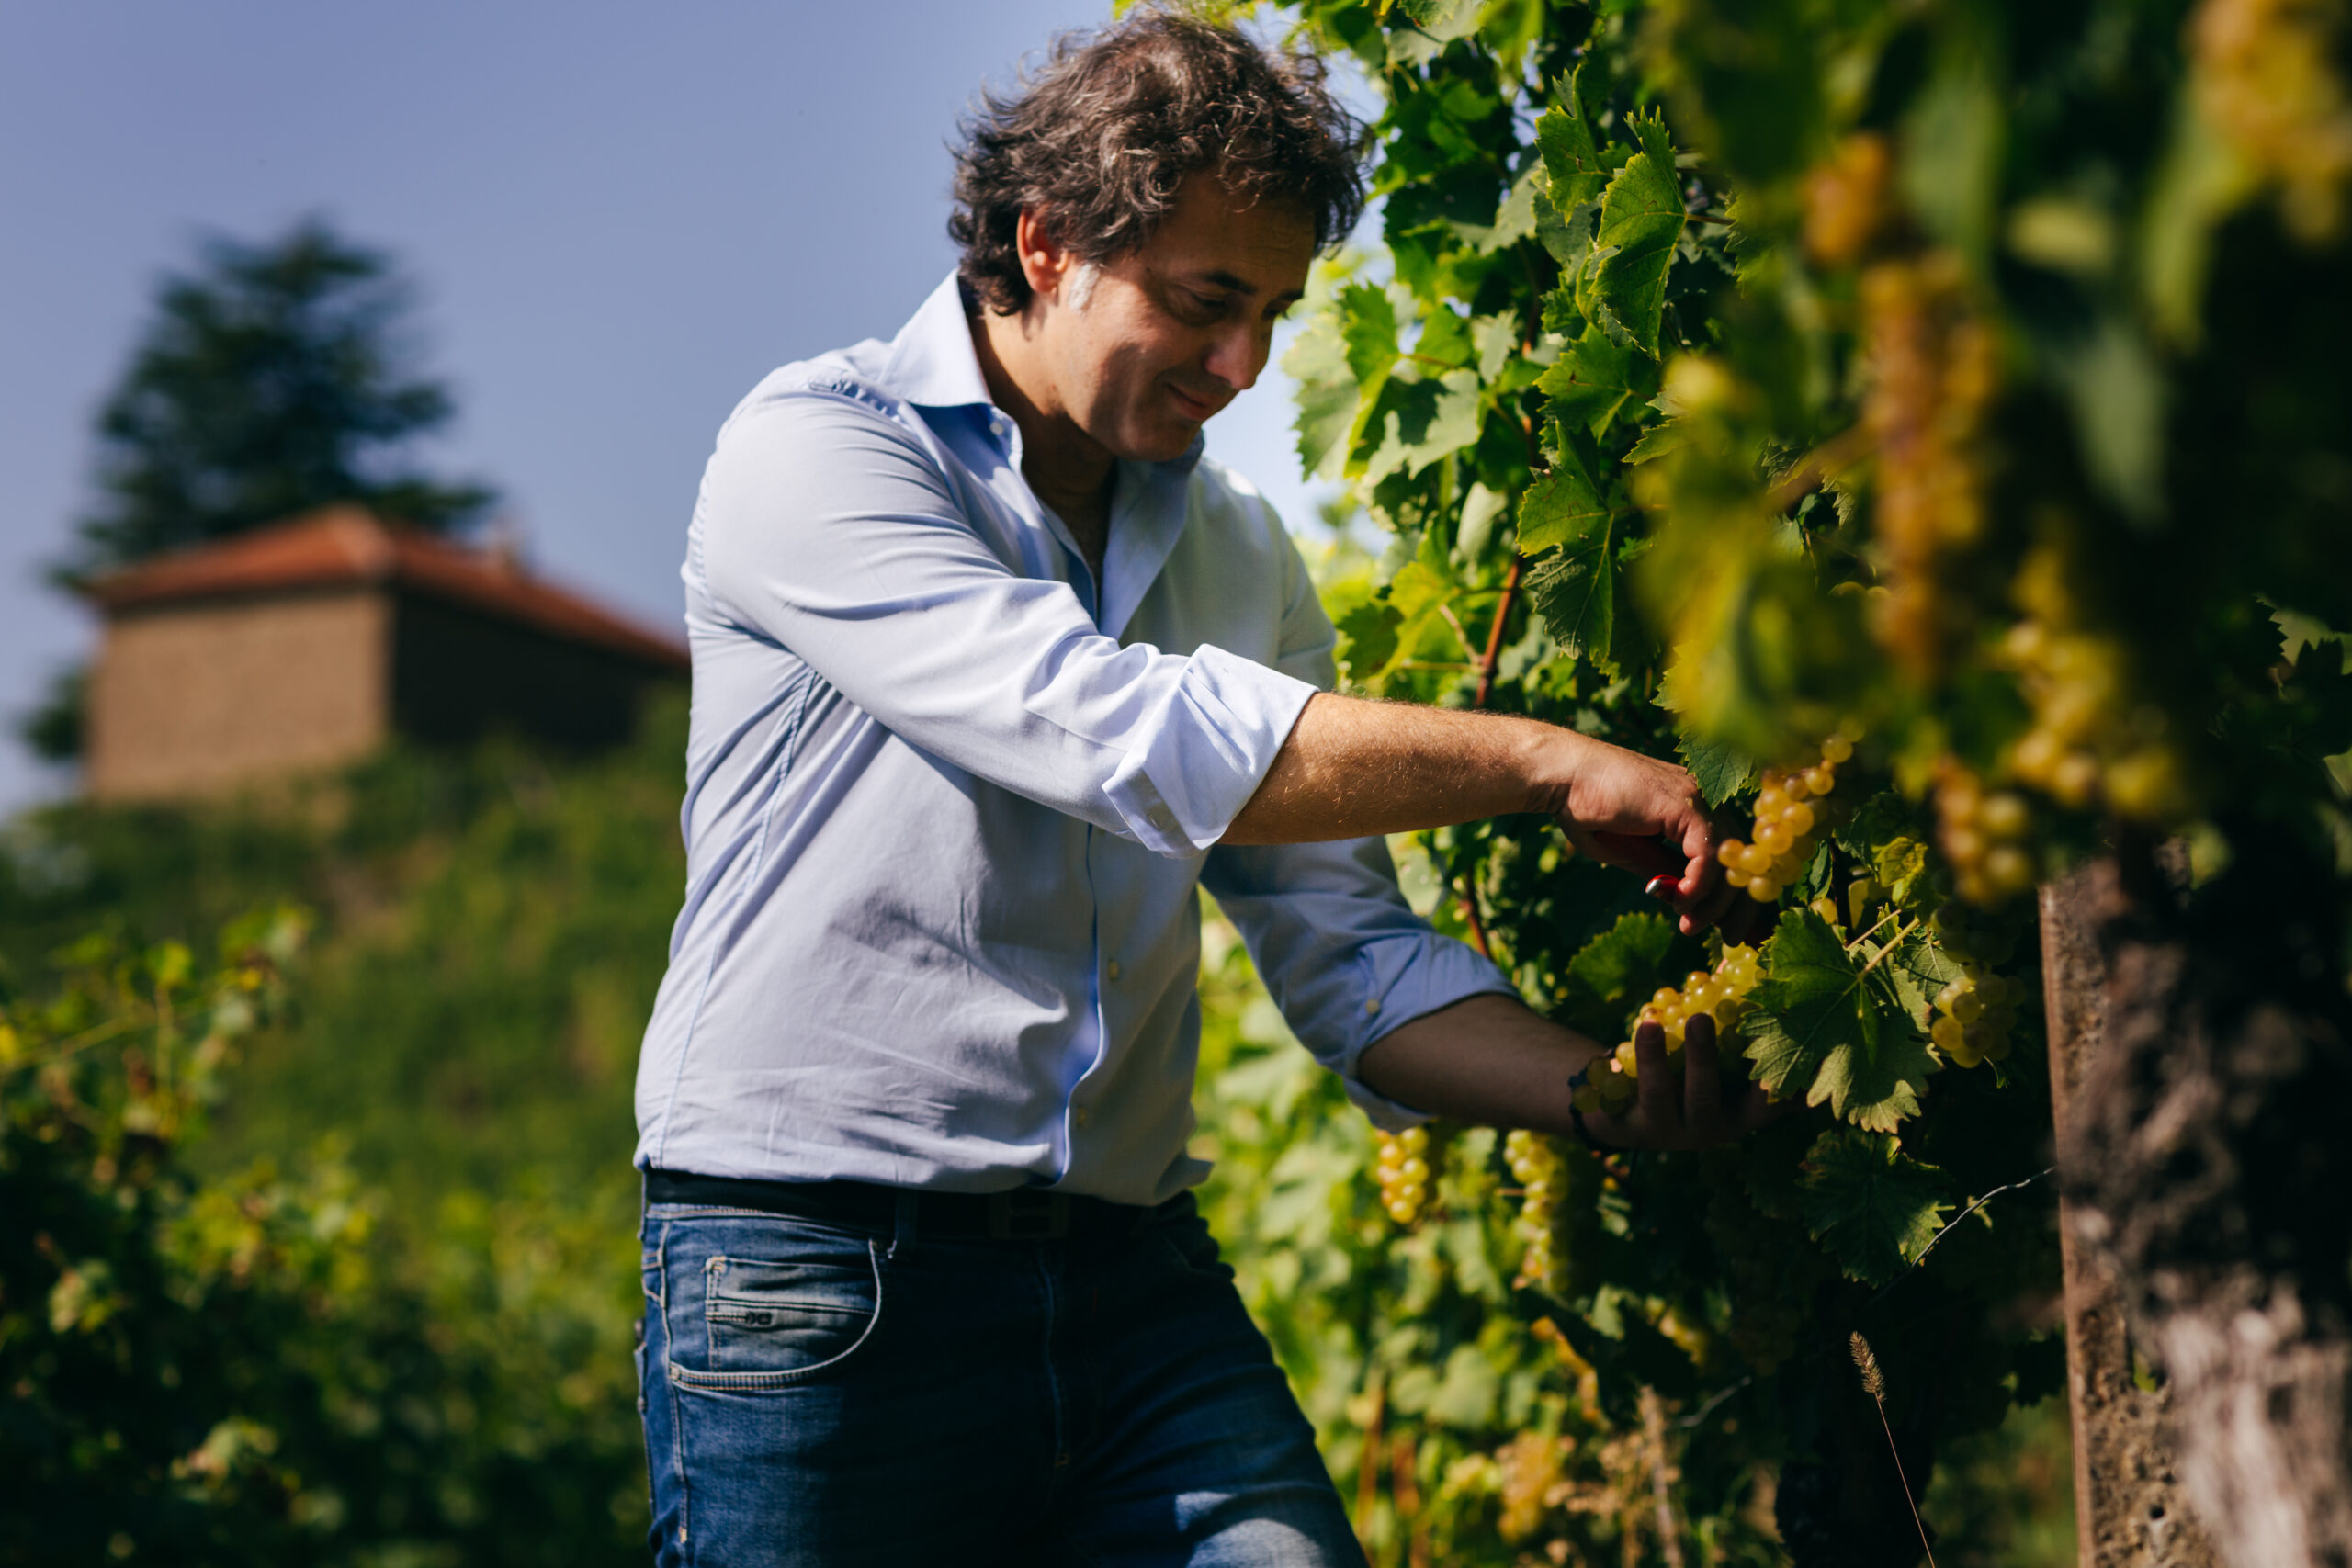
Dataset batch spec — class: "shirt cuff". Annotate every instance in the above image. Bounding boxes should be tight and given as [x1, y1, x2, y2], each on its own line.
[1101, 643, 1317, 857]
[1340, 931, 1520, 1131]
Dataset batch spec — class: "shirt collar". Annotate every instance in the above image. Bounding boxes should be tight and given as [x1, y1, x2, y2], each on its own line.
[877, 274, 995, 411]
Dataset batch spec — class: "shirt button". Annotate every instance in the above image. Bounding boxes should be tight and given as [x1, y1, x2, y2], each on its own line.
[1364, 998, 1383, 1017]
[1106, 959, 1122, 981]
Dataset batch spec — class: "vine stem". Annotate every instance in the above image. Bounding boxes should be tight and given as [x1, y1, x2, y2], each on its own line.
[1453, 556, 1527, 961]
[1471, 557, 1524, 710]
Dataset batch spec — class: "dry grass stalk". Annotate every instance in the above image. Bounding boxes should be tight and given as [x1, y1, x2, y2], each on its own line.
[1850, 1332, 1938, 1567]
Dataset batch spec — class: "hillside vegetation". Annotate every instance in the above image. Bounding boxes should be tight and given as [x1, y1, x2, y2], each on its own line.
[3, 690, 2067, 1562]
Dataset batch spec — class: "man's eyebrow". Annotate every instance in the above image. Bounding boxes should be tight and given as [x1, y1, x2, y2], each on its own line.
[1186, 268, 1306, 310]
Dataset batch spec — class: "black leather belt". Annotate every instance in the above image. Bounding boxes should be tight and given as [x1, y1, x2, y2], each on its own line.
[643, 1168, 1169, 1242]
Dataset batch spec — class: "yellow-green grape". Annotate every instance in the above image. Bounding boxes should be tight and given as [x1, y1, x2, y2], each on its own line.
[1936, 760, 2040, 905]
[1609, 944, 1767, 1087]
[1847, 875, 1884, 928]
[1721, 736, 1852, 903]
[2001, 548, 2188, 823]
[1861, 254, 1996, 681]
[1505, 1129, 1569, 1293]
[1927, 934, 2028, 1068]
[1374, 1123, 1438, 1224]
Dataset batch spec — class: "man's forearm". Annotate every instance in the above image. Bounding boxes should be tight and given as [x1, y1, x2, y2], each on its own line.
[1221, 693, 1570, 844]
[1220, 691, 1735, 935]
[1355, 993, 1600, 1134]
[1357, 993, 1778, 1150]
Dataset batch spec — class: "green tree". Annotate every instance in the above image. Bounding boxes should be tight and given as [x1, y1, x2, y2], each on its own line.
[25, 219, 497, 761]
[65, 218, 492, 579]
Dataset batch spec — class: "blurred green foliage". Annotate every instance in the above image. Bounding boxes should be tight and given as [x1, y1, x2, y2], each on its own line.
[0, 706, 684, 1563]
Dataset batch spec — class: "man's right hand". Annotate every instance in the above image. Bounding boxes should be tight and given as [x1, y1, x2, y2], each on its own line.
[1533, 728, 1738, 937]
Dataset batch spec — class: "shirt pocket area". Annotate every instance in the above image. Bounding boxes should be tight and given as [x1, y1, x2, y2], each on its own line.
[674, 1247, 883, 1389]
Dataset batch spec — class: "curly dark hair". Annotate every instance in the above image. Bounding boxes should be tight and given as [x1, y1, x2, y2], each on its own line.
[949, 10, 1366, 315]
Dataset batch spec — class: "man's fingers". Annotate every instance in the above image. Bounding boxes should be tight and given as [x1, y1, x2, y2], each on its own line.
[1681, 1012, 1724, 1132]
[1680, 878, 1742, 939]
[1632, 1020, 1674, 1128]
[1581, 829, 1683, 880]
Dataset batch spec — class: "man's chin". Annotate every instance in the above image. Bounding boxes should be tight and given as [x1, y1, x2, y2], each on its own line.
[1110, 422, 1205, 465]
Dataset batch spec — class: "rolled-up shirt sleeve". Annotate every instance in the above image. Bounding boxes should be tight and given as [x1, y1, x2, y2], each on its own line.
[1200, 502, 1518, 1126]
[695, 387, 1315, 854]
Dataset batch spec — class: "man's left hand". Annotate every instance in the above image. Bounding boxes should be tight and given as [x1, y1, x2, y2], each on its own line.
[1579, 1013, 1781, 1151]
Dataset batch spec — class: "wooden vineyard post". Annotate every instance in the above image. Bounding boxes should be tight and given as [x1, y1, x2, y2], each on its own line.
[2040, 862, 2216, 1567]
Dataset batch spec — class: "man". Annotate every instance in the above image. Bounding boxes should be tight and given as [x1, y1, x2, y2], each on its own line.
[633, 14, 1765, 1566]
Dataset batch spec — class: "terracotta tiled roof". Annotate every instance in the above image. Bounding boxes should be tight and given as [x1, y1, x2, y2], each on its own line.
[85, 506, 688, 672]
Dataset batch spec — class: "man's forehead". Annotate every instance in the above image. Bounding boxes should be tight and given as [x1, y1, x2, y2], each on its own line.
[1142, 179, 1316, 294]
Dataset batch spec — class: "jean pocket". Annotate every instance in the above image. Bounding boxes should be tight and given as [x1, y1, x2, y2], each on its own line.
[670, 1244, 884, 1391]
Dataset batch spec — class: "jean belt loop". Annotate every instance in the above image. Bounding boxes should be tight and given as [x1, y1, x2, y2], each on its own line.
[890, 1188, 919, 1258]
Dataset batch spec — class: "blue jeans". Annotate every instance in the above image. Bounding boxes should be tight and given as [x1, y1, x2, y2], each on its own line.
[637, 1192, 1363, 1567]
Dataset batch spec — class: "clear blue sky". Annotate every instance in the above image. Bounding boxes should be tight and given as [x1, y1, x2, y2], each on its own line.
[0, 1, 1343, 815]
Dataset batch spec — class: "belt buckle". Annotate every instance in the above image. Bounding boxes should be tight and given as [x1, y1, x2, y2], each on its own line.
[988, 1189, 1071, 1241]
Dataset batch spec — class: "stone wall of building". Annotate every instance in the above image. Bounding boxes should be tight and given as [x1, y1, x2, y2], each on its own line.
[85, 587, 390, 802]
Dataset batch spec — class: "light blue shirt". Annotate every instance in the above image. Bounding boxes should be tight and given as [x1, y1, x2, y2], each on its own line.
[632, 275, 1513, 1205]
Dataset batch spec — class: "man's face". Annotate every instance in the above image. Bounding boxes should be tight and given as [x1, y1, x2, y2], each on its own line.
[1034, 175, 1317, 464]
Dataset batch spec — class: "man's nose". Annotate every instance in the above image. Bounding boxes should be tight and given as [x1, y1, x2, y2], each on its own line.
[1202, 322, 1268, 394]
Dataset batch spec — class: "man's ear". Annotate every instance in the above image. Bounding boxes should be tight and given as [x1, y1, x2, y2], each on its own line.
[1014, 209, 1077, 306]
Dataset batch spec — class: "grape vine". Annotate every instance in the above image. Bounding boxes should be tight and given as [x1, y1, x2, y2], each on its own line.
[1242, 0, 2352, 1558]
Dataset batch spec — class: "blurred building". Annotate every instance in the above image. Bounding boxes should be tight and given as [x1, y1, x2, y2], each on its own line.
[80, 506, 687, 802]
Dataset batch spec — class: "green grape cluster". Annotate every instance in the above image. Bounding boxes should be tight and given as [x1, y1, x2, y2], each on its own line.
[1702, 1184, 1812, 1375]
[1717, 735, 1850, 902]
[1927, 905, 2033, 1068]
[1374, 1124, 1437, 1225]
[2192, 0, 2352, 243]
[1860, 253, 1998, 681]
[1504, 1128, 1568, 1293]
[2002, 545, 2187, 822]
[1934, 762, 2040, 904]
[1573, 945, 1764, 1118]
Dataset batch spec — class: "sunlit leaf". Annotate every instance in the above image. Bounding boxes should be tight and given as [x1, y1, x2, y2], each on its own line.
[1587, 111, 1683, 358]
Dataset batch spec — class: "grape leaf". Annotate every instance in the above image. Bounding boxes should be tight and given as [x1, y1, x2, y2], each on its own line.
[1538, 329, 1659, 439]
[1335, 600, 1402, 679]
[1553, 911, 1679, 1042]
[1587, 111, 1684, 358]
[1624, 420, 1687, 464]
[1520, 468, 1619, 671]
[1339, 282, 1400, 386]
[1515, 464, 1610, 556]
[1745, 908, 1875, 1093]
[1809, 1010, 1932, 1133]
[1283, 303, 1358, 480]
[1831, 791, 1921, 860]
[1677, 732, 1756, 808]
[1871, 837, 1930, 908]
[1747, 910, 1935, 1128]
[1881, 931, 1965, 1031]
[1537, 65, 1610, 213]
[1797, 1129, 1951, 1287]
